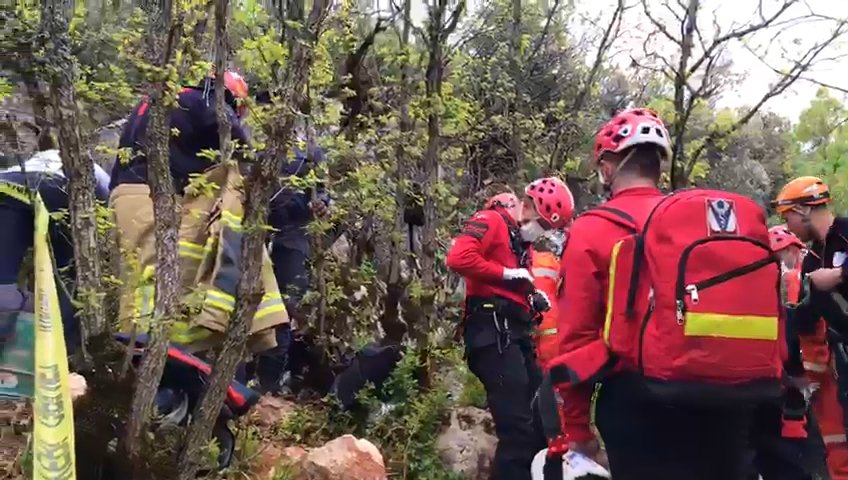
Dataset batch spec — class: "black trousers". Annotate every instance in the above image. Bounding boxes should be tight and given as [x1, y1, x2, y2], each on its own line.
[466, 327, 545, 480]
[749, 398, 829, 480]
[596, 374, 755, 480]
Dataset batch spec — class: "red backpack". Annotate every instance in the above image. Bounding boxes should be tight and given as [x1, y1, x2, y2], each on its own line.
[588, 189, 784, 404]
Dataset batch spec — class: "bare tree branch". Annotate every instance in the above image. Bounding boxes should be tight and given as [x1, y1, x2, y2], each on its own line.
[641, 0, 682, 45]
[686, 0, 798, 77]
[571, 0, 627, 112]
[684, 18, 848, 180]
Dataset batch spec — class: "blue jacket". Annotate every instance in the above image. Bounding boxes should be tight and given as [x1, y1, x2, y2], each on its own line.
[268, 145, 330, 254]
[111, 85, 249, 194]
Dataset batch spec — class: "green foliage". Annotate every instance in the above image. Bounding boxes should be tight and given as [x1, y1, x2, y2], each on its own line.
[0, 77, 12, 101]
[790, 88, 848, 212]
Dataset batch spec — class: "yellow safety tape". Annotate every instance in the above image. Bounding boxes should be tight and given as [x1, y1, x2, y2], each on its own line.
[33, 193, 76, 479]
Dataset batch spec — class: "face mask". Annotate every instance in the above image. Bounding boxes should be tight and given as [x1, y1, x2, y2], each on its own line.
[520, 220, 545, 242]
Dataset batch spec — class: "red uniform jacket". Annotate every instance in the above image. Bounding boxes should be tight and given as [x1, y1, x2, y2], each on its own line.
[557, 186, 664, 442]
[446, 207, 529, 308]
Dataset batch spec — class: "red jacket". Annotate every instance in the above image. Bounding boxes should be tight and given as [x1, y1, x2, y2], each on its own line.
[446, 207, 529, 308]
[556, 186, 664, 442]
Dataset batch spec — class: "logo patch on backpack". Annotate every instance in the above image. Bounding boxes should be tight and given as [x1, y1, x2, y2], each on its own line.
[706, 198, 738, 235]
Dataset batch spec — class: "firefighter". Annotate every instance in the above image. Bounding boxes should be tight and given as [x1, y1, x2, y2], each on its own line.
[111, 70, 287, 354]
[111, 70, 250, 192]
[447, 179, 574, 480]
[774, 177, 848, 449]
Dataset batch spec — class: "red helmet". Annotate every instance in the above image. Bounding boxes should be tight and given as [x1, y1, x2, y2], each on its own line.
[485, 192, 520, 220]
[769, 225, 804, 252]
[592, 108, 672, 165]
[524, 177, 574, 229]
[222, 71, 249, 117]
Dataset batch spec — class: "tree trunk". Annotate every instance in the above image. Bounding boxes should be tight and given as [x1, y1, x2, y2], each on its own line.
[176, 1, 234, 475]
[670, 0, 699, 189]
[123, 0, 184, 469]
[40, 0, 107, 360]
[508, 0, 522, 168]
[381, 0, 413, 345]
[176, 0, 330, 476]
[417, 0, 462, 383]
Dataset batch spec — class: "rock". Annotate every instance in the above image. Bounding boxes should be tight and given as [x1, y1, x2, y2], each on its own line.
[437, 407, 498, 480]
[251, 444, 310, 479]
[282, 445, 308, 464]
[300, 434, 387, 480]
[251, 444, 285, 480]
[251, 395, 297, 429]
[330, 235, 350, 263]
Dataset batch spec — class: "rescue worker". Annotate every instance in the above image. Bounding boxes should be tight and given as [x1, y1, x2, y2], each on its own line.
[447, 179, 574, 480]
[111, 70, 288, 354]
[0, 143, 111, 354]
[773, 178, 848, 478]
[774, 179, 848, 428]
[256, 145, 331, 394]
[747, 225, 829, 480]
[556, 108, 756, 479]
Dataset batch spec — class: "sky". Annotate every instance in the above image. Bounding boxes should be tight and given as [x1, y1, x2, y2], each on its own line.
[392, 0, 848, 122]
[572, 0, 848, 122]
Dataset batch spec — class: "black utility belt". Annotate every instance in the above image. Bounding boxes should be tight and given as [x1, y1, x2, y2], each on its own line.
[466, 296, 531, 323]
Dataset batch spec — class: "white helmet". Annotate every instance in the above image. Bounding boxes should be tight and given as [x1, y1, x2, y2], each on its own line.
[531, 449, 611, 480]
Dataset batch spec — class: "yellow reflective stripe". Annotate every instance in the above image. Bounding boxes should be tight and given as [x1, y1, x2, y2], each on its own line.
[0, 181, 32, 204]
[603, 241, 624, 344]
[255, 292, 286, 319]
[803, 361, 828, 373]
[823, 434, 847, 445]
[141, 265, 156, 281]
[178, 241, 206, 260]
[133, 284, 155, 328]
[684, 313, 778, 340]
[532, 267, 559, 280]
[221, 210, 243, 231]
[170, 321, 214, 344]
[534, 327, 557, 337]
[204, 288, 235, 312]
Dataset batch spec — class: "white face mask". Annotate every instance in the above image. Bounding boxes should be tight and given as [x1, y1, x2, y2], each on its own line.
[520, 220, 545, 242]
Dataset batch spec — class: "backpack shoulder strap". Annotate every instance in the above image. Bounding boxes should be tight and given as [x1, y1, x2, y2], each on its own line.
[492, 208, 529, 268]
[581, 206, 639, 233]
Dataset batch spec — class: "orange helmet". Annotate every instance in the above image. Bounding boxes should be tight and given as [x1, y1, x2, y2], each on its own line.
[210, 70, 249, 117]
[223, 71, 249, 100]
[486, 192, 520, 221]
[771, 176, 830, 214]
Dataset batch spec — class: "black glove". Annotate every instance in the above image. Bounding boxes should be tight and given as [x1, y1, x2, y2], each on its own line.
[530, 290, 552, 315]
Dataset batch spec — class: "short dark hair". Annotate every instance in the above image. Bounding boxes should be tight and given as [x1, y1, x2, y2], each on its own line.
[615, 144, 663, 182]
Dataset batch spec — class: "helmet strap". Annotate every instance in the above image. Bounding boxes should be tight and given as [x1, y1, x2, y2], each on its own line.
[796, 206, 819, 241]
[599, 148, 636, 192]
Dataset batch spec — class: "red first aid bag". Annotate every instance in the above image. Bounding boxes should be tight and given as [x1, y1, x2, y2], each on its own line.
[597, 189, 784, 404]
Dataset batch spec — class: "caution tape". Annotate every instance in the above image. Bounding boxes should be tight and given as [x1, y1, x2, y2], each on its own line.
[32, 193, 76, 480]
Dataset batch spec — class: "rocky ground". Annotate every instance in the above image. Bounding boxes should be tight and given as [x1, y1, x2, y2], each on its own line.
[247, 395, 497, 480]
